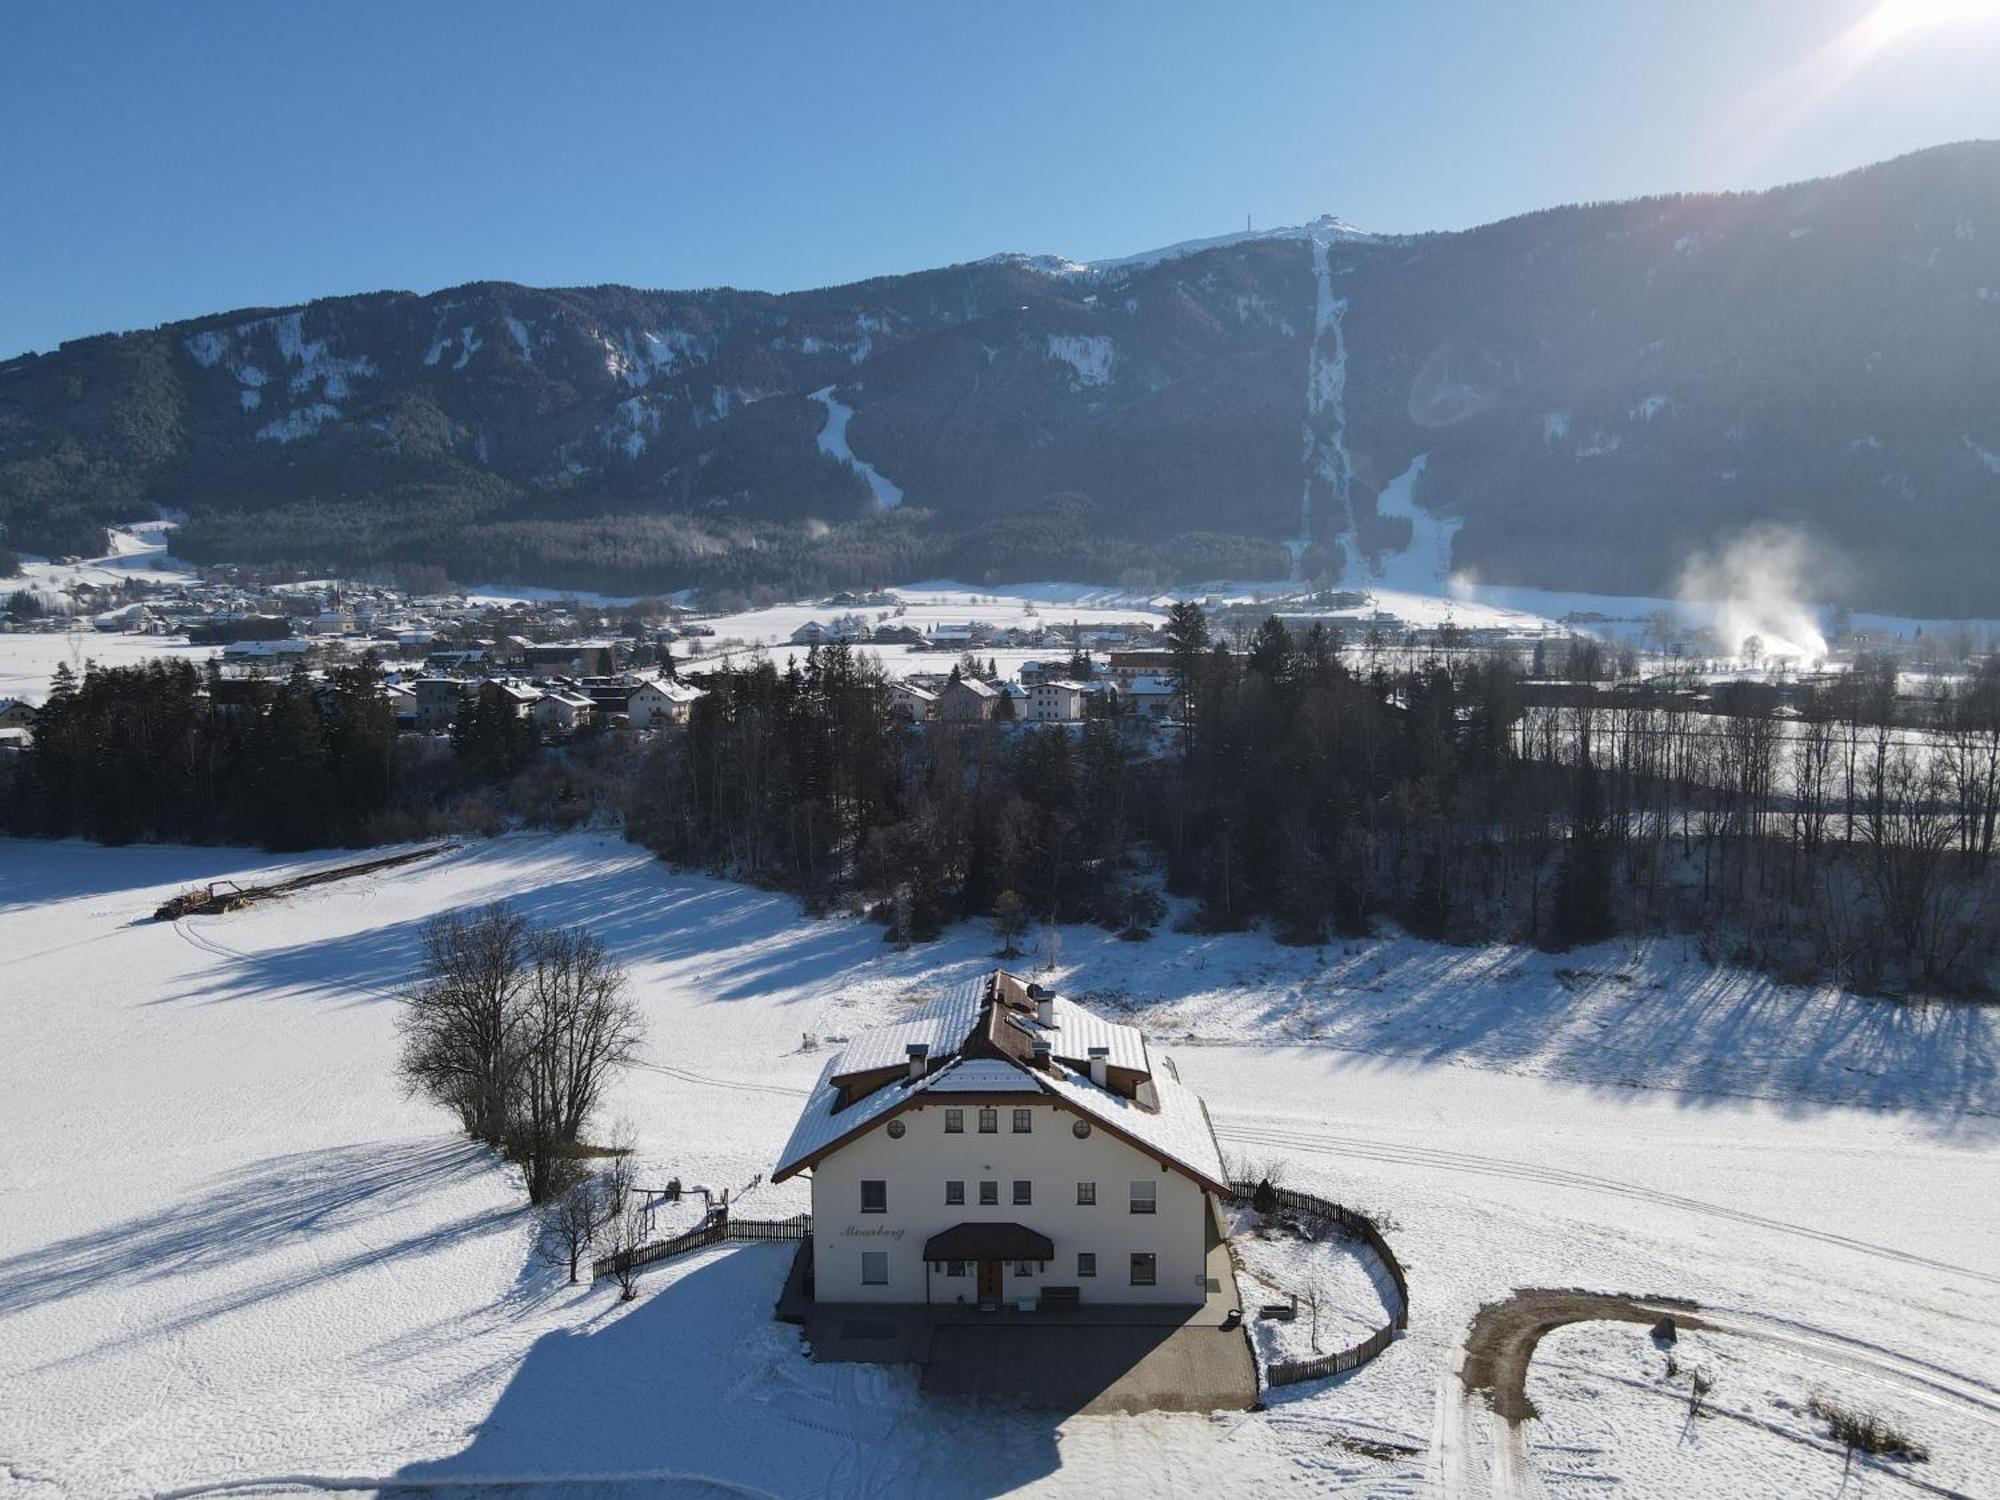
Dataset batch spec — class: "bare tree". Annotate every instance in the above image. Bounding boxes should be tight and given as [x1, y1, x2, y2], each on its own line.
[396, 905, 531, 1145]
[398, 906, 646, 1204]
[600, 1118, 637, 1221]
[536, 1175, 603, 1283]
[516, 925, 645, 1201]
[601, 1193, 652, 1301]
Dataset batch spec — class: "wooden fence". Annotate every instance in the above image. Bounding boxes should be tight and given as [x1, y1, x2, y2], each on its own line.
[1226, 1180, 1410, 1388]
[591, 1211, 810, 1281]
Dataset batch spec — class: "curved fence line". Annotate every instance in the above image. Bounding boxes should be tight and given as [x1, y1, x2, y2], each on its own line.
[1226, 1180, 1409, 1387]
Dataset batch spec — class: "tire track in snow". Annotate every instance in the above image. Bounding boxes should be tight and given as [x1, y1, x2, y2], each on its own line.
[1218, 1123, 2000, 1288]
[1637, 1302, 2000, 1428]
[1428, 1343, 1484, 1499]
[629, 1059, 811, 1101]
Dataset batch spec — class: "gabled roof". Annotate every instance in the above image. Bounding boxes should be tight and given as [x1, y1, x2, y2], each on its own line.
[772, 971, 1224, 1193]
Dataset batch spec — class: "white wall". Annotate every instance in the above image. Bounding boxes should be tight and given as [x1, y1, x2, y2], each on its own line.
[807, 1095, 1209, 1306]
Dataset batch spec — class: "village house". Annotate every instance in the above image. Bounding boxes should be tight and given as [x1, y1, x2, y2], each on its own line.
[523, 640, 619, 677]
[888, 681, 939, 722]
[0, 698, 38, 738]
[412, 677, 469, 732]
[531, 688, 596, 732]
[1105, 649, 1179, 681]
[773, 971, 1226, 1309]
[937, 675, 999, 722]
[1121, 674, 1177, 720]
[627, 677, 702, 728]
[1027, 679, 1089, 722]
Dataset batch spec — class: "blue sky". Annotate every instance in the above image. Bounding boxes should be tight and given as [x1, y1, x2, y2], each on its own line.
[4, 0, 1999, 358]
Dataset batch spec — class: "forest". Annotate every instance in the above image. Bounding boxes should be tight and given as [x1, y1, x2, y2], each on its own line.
[627, 617, 2000, 996]
[8, 618, 1997, 996]
[2, 657, 621, 848]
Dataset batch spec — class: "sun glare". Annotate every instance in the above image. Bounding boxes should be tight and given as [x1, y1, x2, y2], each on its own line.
[1865, 0, 2000, 41]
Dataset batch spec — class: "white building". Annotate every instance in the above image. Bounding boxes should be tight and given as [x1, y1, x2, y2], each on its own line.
[626, 677, 703, 728]
[1028, 679, 1089, 722]
[531, 688, 596, 732]
[773, 970, 1226, 1309]
[888, 681, 939, 722]
[1121, 674, 1176, 719]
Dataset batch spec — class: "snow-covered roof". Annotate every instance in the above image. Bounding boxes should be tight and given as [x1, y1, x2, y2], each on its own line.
[643, 679, 704, 703]
[829, 977, 989, 1080]
[1040, 1065, 1226, 1190]
[920, 1059, 1043, 1092]
[773, 971, 1221, 1191]
[1041, 995, 1149, 1073]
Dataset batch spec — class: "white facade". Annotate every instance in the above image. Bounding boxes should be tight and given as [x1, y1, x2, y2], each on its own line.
[1028, 680, 1087, 722]
[805, 1095, 1208, 1306]
[627, 678, 702, 727]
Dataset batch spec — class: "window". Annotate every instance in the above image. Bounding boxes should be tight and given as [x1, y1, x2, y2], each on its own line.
[946, 1260, 967, 1277]
[945, 1180, 965, 1206]
[860, 1180, 887, 1213]
[1078, 1252, 1096, 1278]
[862, 1251, 888, 1286]
[1130, 1253, 1156, 1286]
[979, 1180, 998, 1206]
[1130, 1181, 1156, 1214]
[944, 1108, 964, 1134]
[1012, 1180, 1032, 1206]
[1076, 1181, 1096, 1206]
[885, 1119, 906, 1140]
[1071, 1119, 1092, 1140]
[977, 1107, 998, 1134]
[1012, 1108, 1033, 1134]
[1012, 1260, 1037, 1277]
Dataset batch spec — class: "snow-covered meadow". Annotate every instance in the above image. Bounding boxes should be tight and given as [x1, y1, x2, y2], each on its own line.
[2, 832, 1996, 1497]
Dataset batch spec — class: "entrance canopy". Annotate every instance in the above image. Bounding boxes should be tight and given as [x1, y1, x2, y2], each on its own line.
[923, 1221, 1054, 1262]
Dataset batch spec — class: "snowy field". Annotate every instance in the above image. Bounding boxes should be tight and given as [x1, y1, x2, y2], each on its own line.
[2, 832, 1998, 1497]
[0, 629, 219, 703]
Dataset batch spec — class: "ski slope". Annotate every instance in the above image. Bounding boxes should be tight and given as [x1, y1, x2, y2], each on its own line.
[1, 833, 1995, 1497]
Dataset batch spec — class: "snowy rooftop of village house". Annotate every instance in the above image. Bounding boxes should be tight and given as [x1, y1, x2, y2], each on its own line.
[773, 971, 1222, 1189]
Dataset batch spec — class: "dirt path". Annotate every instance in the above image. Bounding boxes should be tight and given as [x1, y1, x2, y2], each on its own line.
[1460, 1290, 1707, 1424]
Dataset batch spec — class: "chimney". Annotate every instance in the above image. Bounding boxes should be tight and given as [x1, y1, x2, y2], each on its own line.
[906, 1043, 928, 1082]
[1088, 1046, 1109, 1088]
[1032, 1038, 1053, 1071]
[1036, 989, 1055, 1028]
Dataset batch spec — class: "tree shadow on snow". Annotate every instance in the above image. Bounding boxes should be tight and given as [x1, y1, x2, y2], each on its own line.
[0, 1139, 516, 1362]
[153, 853, 884, 1014]
[385, 1245, 1065, 1500]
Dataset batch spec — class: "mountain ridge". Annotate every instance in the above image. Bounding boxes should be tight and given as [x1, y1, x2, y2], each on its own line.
[4, 141, 1998, 613]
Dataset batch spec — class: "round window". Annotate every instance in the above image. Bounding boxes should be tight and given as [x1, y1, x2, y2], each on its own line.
[885, 1119, 906, 1139]
[1071, 1119, 1092, 1140]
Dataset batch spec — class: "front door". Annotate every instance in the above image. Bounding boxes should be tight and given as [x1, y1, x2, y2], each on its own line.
[977, 1259, 1002, 1304]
